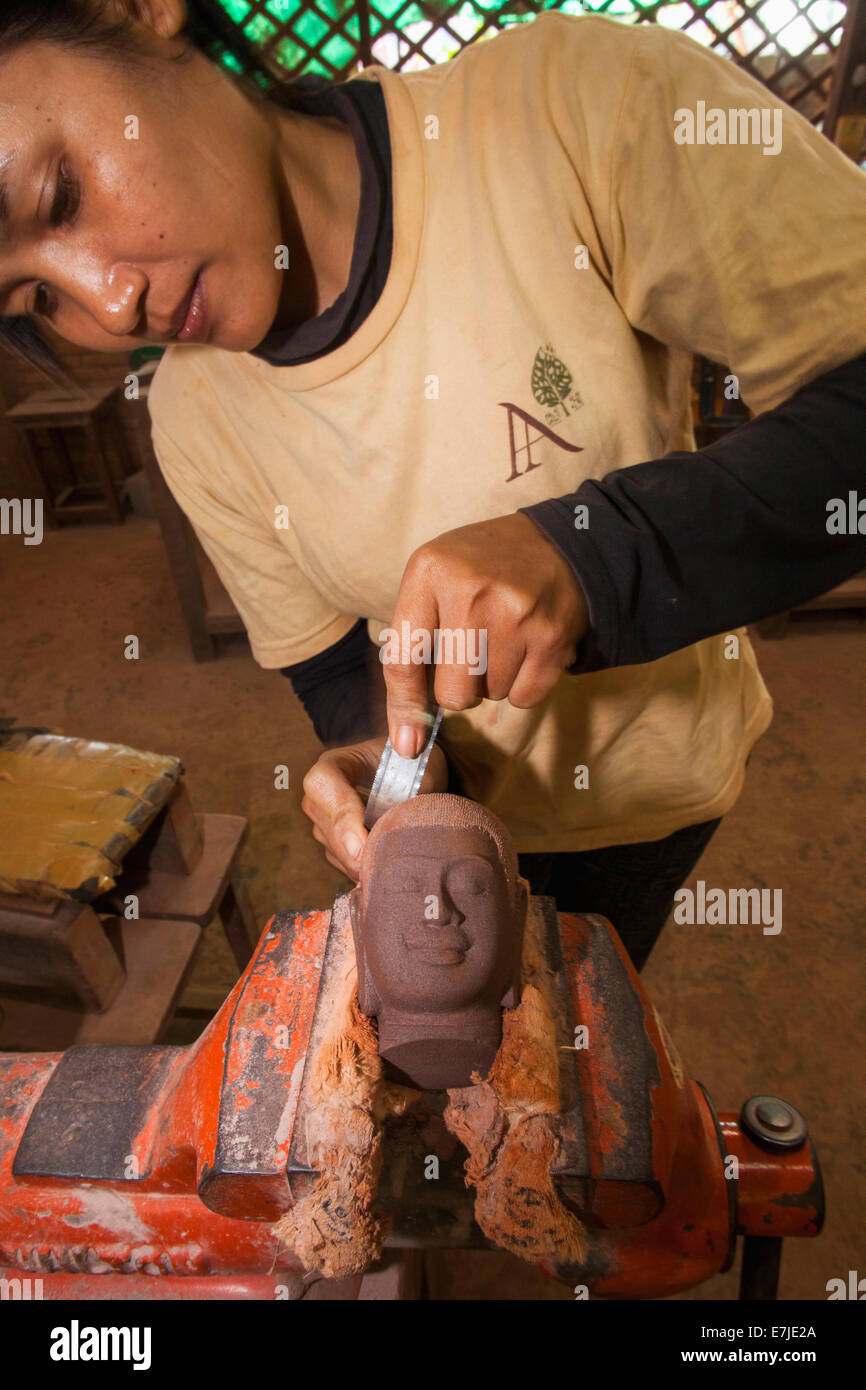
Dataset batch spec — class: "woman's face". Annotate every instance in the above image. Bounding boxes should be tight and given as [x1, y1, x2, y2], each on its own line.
[0, 35, 287, 353]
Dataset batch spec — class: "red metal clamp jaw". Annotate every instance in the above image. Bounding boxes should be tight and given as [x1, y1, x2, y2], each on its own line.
[541, 911, 823, 1298]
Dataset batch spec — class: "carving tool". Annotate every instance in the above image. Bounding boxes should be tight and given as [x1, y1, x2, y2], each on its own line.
[363, 706, 444, 829]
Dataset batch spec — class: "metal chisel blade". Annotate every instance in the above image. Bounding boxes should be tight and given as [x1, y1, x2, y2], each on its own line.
[363, 706, 444, 830]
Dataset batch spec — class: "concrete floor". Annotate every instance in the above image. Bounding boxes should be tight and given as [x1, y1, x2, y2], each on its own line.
[1, 514, 863, 1301]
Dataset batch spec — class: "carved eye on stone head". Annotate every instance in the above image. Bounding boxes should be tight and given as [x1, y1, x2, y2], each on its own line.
[380, 860, 427, 895]
[447, 857, 495, 898]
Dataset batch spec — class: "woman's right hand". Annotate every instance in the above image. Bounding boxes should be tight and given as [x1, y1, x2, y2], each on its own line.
[301, 736, 449, 879]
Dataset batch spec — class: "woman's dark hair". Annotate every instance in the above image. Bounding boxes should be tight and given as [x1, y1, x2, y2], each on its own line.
[0, 0, 313, 385]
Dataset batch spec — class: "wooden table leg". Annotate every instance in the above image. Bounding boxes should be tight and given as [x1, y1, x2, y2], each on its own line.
[141, 441, 216, 661]
[102, 397, 139, 478]
[218, 876, 259, 971]
[84, 418, 124, 524]
[13, 427, 57, 526]
[47, 426, 77, 490]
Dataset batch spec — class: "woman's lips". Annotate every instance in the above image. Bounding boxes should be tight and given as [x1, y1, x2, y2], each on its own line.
[176, 271, 209, 343]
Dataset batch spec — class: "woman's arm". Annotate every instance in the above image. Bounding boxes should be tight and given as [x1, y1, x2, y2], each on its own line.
[381, 19, 866, 754]
[281, 619, 388, 744]
[519, 349, 866, 671]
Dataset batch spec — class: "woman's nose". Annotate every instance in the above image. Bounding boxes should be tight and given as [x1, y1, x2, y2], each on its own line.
[98, 263, 148, 336]
[37, 247, 147, 338]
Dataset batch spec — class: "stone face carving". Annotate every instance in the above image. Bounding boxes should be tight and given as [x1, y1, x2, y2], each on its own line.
[349, 793, 527, 1090]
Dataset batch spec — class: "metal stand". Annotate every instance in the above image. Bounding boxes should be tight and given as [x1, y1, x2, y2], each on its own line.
[739, 1236, 783, 1301]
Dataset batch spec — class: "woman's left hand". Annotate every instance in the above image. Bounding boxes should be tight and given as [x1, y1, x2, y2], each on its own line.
[381, 512, 589, 758]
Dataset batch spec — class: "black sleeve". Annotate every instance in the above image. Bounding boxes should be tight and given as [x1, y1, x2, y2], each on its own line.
[280, 619, 388, 746]
[519, 351, 866, 672]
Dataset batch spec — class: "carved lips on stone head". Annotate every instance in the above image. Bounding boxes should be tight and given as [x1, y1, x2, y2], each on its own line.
[349, 794, 527, 1090]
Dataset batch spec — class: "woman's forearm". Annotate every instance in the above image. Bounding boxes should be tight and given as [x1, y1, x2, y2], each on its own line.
[520, 351, 866, 671]
[281, 619, 388, 745]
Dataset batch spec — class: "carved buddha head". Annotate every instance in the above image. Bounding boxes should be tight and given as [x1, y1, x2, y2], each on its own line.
[348, 794, 527, 1089]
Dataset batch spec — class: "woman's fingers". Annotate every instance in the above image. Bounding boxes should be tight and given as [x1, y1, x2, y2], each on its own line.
[301, 740, 449, 878]
[303, 511, 588, 878]
[383, 513, 588, 734]
[302, 743, 378, 878]
[380, 556, 441, 758]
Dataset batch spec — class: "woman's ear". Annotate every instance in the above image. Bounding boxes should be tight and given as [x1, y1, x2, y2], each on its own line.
[99, 0, 188, 40]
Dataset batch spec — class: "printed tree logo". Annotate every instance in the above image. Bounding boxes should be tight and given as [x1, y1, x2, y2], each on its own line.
[532, 343, 578, 417]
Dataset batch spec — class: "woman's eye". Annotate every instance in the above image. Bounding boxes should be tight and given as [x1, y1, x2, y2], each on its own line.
[27, 163, 79, 319]
[50, 162, 80, 228]
[32, 282, 54, 318]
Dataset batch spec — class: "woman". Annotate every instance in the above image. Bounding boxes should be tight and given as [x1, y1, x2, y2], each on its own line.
[1, 0, 864, 969]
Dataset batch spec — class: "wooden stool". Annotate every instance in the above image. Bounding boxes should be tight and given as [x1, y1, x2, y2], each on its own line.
[99, 781, 259, 975]
[0, 895, 124, 1013]
[0, 917, 202, 1050]
[0, 752, 258, 1047]
[5, 384, 132, 525]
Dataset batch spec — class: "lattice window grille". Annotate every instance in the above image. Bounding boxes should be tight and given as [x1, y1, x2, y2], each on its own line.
[207, 0, 850, 125]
